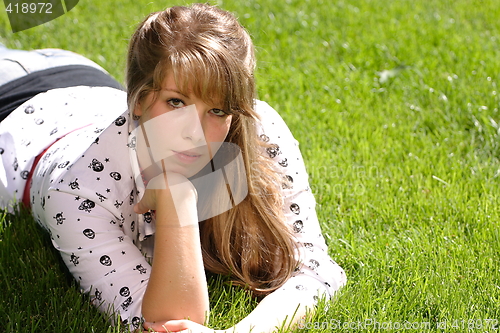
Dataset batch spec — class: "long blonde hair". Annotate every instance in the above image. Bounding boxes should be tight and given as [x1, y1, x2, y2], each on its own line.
[126, 3, 298, 295]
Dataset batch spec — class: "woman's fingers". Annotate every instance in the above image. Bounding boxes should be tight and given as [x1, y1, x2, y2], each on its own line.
[143, 319, 189, 332]
[133, 192, 154, 214]
[143, 319, 216, 332]
[134, 172, 171, 213]
[134, 172, 198, 227]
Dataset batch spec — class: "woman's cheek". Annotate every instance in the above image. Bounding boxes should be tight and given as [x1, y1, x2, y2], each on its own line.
[206, 118, 230, 143]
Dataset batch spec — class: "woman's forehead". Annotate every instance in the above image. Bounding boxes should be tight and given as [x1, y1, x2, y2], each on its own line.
[162, 70, 225, 107]
[162, 73, 188, 97]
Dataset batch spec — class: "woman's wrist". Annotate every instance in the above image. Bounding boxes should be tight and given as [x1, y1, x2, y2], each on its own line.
[156, 173, 198, 228]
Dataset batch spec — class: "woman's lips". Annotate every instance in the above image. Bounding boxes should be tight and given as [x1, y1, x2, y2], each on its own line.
[173, 150, 202, 164]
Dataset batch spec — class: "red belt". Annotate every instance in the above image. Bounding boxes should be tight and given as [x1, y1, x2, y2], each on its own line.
[22, 139, 61, 209]
[22, 124, 92, 209]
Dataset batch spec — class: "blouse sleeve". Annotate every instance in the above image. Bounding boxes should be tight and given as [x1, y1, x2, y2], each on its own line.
[254, 100, 347, 303]
[39, 188, 149, 330]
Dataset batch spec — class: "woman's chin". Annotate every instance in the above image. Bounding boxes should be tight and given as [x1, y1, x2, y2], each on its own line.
[165, 161, 207, 179]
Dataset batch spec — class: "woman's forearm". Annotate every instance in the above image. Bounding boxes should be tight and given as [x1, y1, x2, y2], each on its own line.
[141, 181, 209, 324]
[142, 275, 330, 333]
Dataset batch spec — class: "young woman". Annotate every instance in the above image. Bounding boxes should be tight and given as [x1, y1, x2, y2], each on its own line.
[0, 3, 346, 332]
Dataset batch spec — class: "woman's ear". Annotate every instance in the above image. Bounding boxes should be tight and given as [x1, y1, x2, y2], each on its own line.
[134, 91, 154, 118]
[134, 102, 143, 117]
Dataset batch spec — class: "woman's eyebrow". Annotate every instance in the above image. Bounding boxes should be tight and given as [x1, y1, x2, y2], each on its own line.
[163, 88, 189, 98]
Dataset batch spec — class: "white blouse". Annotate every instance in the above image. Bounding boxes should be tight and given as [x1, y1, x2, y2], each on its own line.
[0, 86, 346, 330]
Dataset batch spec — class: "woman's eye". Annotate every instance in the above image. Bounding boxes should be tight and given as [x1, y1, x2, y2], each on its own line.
[168, 98, 185, 108]
[210, 109, 227, 117]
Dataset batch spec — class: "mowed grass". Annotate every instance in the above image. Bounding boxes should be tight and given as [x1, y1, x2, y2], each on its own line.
[1, 0, 500, 332]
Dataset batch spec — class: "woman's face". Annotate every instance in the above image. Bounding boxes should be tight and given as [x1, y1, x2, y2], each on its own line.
[134, 73, 233, 179]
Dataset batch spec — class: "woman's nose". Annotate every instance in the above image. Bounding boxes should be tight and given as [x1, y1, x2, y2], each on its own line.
[181, 104, 206, 144]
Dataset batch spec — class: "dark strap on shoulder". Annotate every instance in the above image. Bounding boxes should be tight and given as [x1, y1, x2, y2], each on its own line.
[0, 65, 124, 121]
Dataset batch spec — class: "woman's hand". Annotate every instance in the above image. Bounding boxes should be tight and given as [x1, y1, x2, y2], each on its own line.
[134, 172, 196, 214]
[143, 320, 224, 333]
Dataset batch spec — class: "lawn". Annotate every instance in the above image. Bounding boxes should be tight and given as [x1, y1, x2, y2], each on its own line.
[1, 0, 500, 332]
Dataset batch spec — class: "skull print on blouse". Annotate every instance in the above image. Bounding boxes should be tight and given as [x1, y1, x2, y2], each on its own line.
[0, 86, 346, 328]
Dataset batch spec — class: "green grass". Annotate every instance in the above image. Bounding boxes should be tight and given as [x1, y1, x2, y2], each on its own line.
[1, 0, 500, 331]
